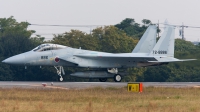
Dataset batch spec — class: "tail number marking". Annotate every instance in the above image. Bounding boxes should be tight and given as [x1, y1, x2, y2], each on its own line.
[153, 50, 167, 54]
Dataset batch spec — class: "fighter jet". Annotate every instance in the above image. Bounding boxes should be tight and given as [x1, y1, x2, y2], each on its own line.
[2, 25, 195, 82]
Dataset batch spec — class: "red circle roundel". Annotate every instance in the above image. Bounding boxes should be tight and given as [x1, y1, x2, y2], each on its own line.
[55, 57, 60, 63]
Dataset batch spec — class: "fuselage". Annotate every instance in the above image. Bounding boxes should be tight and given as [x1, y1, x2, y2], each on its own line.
[2, 44, 164, 68]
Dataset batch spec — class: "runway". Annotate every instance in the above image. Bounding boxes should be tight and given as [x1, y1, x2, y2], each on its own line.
[0, 81, 200, 89]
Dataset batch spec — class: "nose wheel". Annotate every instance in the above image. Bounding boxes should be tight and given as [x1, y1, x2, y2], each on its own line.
[54, 66, 65, 81]
[60, 77, 63, 82]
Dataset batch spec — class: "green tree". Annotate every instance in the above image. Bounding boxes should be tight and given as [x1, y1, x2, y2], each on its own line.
[0, 17, 46, 81]
[142, 19, 152, 26]
[115, 18, 150, 39]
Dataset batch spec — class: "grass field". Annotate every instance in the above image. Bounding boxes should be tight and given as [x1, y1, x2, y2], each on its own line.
[0, 86, 200, 112]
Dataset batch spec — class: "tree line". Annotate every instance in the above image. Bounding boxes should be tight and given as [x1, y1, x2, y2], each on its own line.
[0, 17, 200, 82]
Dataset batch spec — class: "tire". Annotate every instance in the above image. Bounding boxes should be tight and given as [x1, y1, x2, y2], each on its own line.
[114, 74, 122, 82]
[60, 77, 63, 82]
[99, 78, 107, 82]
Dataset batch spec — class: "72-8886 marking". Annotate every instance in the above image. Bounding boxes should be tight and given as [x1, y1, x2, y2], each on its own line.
[153, 50, 167, 54]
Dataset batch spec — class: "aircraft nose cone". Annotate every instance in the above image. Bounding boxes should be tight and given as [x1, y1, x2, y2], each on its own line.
[2, 60, 5, 63]
[2, 54, 26, 65]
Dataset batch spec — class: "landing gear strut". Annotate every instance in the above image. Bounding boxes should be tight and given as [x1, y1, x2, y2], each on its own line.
[54, 66, 65, 81]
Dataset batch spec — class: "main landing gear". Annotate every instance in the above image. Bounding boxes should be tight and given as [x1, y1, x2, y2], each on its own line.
[108, 68, 122, 82]
[99, 78, 107, 82]
[54, 66, 65, 81]
[99, 74, 122, 82]
[98, 68, 122, 82]
[98, 74, 122, 82]
[114, 74, 122, 82]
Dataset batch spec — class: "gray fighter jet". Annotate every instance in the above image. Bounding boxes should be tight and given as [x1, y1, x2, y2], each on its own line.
[2, 25, 195, 82]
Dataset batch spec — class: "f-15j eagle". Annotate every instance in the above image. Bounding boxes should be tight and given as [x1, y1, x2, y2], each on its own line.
[2, 25, 195, 82]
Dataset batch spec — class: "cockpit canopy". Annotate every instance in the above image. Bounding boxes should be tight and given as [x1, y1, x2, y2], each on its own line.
[32, 43, 66, 52]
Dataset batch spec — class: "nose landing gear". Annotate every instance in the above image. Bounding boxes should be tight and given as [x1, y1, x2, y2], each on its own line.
[54, 66, 65, 81]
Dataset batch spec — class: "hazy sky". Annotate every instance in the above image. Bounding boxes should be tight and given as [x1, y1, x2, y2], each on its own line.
[1, 0, 200, 41]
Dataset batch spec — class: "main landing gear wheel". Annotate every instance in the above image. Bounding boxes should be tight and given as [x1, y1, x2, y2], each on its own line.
[114, 74, 122, 82]
[99, 78, 107, 82]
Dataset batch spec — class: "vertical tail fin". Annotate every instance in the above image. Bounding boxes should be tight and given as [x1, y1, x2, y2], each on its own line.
[150, 25, 175, 57]
[132, 25, 157, 53]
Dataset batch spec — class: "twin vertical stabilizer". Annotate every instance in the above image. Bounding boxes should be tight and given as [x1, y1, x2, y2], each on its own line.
[149, 26, 175, 57]
[132, 25, 175, 57]
[132, 25, 157, 53]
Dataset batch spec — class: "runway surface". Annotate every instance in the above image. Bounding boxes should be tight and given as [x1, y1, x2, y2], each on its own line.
[0, 81, 200, 89]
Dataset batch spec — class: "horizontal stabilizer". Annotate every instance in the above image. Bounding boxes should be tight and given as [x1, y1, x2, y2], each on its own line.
[148, 57, 196, 62]
[178, 59, 197, 61]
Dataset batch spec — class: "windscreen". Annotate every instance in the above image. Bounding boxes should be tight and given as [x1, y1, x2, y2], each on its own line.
[32, 44, 66, 52]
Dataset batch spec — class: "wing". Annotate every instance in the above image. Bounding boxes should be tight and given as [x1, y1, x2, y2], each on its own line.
[74, 53, 158, 62]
